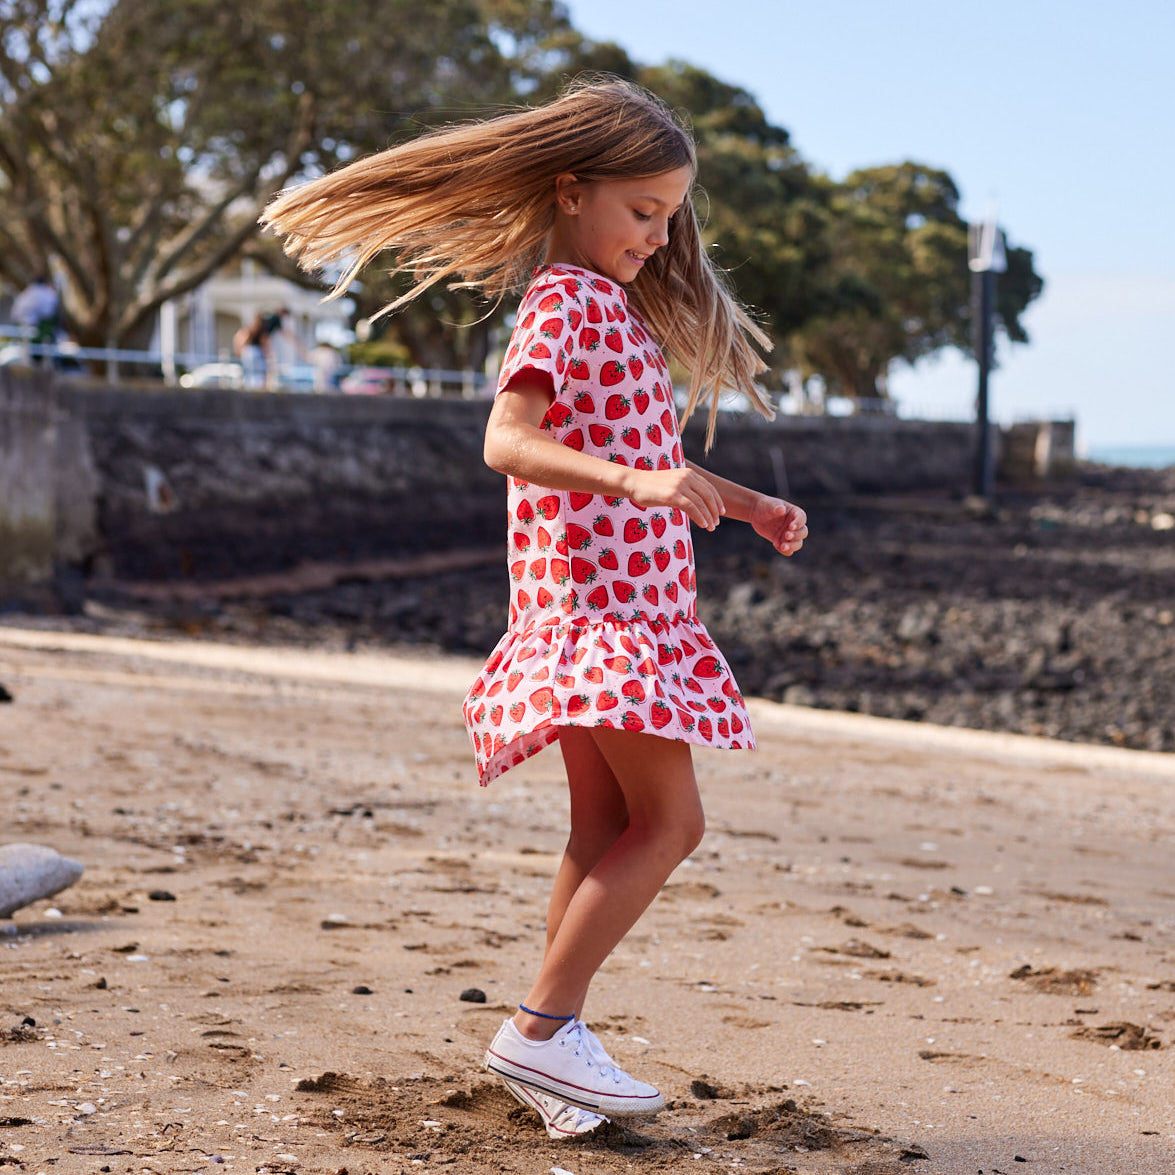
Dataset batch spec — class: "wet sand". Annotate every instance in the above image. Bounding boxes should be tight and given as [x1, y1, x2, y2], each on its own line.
[1, 625, 1173, 1174]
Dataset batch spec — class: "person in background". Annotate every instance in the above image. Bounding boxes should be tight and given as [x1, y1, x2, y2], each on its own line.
[233, 307, 305, 389]
[310, 340, 343, 393]
[12, 275, 60, 363]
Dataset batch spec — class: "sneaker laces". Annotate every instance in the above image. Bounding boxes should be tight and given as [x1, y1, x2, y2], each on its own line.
[561, 1020, 624, 1086]
[572, 1019, 626, 1086]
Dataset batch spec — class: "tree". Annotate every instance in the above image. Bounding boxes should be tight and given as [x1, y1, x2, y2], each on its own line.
[0, 0, 568, 351]
[786, 163, 1043, 398]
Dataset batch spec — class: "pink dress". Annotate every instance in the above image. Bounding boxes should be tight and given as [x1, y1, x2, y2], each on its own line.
[462, 262, 755, 785]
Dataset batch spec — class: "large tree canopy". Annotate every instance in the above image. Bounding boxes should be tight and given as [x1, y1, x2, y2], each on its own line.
[1, 0, 1043, 395]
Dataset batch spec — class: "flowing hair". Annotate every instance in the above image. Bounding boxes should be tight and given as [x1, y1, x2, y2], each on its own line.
[260, 74, 774, 446]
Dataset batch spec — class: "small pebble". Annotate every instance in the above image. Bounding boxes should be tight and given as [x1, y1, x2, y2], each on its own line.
[148, 890, 176, 902]
[459, 988, 486, 1004]
[351, 986, 373, 995]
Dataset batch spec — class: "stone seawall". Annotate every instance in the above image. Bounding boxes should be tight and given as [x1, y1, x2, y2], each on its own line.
[1, 371, 1071, 598]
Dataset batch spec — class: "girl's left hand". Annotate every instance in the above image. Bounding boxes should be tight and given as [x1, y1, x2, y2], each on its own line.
[750, 494, 808, 556]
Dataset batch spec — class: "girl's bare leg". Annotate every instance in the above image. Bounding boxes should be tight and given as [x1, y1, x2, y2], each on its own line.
[538, 728, 630, 1021]
[514, 728, 705, 1041]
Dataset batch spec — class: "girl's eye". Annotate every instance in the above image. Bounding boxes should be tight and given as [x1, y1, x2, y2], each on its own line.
[634, 211, 652, 222]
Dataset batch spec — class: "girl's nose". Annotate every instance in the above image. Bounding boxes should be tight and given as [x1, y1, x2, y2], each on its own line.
[648, 219, 670, 248]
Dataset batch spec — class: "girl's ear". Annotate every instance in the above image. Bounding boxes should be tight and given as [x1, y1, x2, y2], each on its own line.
[554, 172, 582, 215]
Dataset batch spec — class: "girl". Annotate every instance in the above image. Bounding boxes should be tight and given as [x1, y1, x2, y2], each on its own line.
[261, 75, 807, 1140]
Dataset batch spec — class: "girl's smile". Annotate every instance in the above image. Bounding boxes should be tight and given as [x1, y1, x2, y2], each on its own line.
[548, 166, 694, 283]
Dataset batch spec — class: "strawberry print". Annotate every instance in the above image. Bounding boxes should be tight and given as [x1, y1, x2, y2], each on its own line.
[462, 263, 754, 785]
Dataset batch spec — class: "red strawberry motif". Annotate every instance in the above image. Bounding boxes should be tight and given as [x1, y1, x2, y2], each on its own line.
[563, 429, 584, 451]
[567, 307, 582, 330]
[661, 409, 673, 433]
[649, 512, 666, 537]
[540, 316, 564, 338]
[550, 558, 570, 584]
[566, 523, 593, 550]
[570, 557, 596, 584]
[629, 357, 644, 380]
[642, 584, 659, 605]
[628, 551, 650, 576]
[538, 292, 563, 313]
[622, 680, 646, 704]
[536, 495, 559, 520]
[604, 393, 630, 418]
[510, 559, 525, 581]
[569, 491, 593, 511]
[537, 527, 552, 550]
[731, 713, 744, 734]
[665, 581, 678, 603]
[673, 539, 686, 560]
[604, 327, 623, 352]
[528, 557, 546, 579]
[707, 696, 726, 713]
[621, 711, 645, 732]
[585, 586, 608, 611]
[633, 388, 649, 414]
[528, 341, 551, 360]
[670, 508, 684, 525]
[697, 716, 713, 741]
[593, 515, 613, 537]
[490, 704, 504, 726]
[516, 500, 535, 525]
[657, 454, 672, 470]
[693, 655, 722, 678]
[530, 687, 560, 717]
[651, 701, 673, 729]
[507, 669, 523, 690]
[589, 423, 614, 446]
[579, 326, 601, 351]
[585, 297, 602, 323]
[596, 690, 618, 712]
[635, 656, 656, 675]
[622, 518, 647, 544]
[613, 581, 637, 603]
[567, 358, 590, 380]
[509, 701, 525, 722]
[597, 547, 618, 571]
[537, 586, 553, 608]
[653, 546, 670, 572]
[621, 427, 640, 448]
[513, 533, 530, 551]
[567, 694, 591, 718]
[646, 423, 662, 446]
[574, 391, 595, 413]
[600, 362, 626, 388]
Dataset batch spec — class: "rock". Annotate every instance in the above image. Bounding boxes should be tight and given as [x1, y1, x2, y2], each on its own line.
[0, 844, 85, 918]
[458, 987, 486, 1004]
[148, 889, 176, 902]
[0, 684, 13, 703]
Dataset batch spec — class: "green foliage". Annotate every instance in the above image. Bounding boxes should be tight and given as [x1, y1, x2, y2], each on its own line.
[0, 1, 1043, 391]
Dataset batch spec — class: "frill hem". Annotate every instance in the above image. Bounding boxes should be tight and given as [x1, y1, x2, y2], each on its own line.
[463, 612, 755, 786]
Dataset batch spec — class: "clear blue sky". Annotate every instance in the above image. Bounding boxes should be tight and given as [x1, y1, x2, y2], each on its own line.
[562, 0, 1175, 450]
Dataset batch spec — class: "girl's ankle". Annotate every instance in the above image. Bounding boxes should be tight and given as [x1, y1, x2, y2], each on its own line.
[512, 1008, 572, 1042]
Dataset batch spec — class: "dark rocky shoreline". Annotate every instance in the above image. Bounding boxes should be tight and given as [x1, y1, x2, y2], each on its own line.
[23, 463, 1175, 754]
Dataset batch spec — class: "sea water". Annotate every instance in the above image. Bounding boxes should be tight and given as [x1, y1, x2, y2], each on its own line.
[1085, 445, 1175, 469]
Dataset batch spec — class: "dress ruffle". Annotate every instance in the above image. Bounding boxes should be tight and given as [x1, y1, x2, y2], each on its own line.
[463, 611, 754, 786]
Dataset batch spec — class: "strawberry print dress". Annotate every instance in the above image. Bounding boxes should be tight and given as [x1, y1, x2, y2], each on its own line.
[462, 262, 755, 785]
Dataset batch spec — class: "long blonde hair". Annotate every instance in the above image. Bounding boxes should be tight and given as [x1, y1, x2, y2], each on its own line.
[260, 75, 774, 445]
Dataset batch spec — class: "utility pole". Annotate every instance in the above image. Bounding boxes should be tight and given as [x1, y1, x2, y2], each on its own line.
[968, 213, 1006, 499]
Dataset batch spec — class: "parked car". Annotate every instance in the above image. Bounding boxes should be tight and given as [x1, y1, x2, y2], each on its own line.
[179, 362, 244, 390]
[340, 366, 398, 395]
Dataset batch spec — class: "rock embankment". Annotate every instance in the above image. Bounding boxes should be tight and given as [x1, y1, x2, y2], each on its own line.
[75, 464, 1175, 753]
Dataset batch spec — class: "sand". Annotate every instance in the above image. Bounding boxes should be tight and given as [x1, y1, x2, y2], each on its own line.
[1, 624, 1173, 1174]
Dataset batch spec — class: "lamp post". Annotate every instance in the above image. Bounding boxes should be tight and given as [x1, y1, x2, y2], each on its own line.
[968, 213, 1006, 499]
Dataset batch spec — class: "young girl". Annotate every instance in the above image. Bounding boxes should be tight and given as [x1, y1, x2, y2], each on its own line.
[261, 75, 807, 1140]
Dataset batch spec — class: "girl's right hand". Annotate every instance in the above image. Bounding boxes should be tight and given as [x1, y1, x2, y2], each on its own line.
[627, 468, 726, 531]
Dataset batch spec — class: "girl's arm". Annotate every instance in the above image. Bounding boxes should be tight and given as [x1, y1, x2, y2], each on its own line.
[686, 459, 808, 556]
[484, 373, 726, 530]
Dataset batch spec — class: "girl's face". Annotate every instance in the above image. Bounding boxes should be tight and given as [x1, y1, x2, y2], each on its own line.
[550, 166, 693, 283]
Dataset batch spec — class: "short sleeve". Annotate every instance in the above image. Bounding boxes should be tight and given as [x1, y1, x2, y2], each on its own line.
[497, 275, 584, 399]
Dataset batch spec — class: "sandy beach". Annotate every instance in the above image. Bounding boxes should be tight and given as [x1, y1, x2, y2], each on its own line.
[1, 624, 1173, 1174]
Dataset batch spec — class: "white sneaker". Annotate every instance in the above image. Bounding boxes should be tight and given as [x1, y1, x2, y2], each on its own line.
[500, 1076, 608, 1138]
[484, 1017, 665, 1117]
